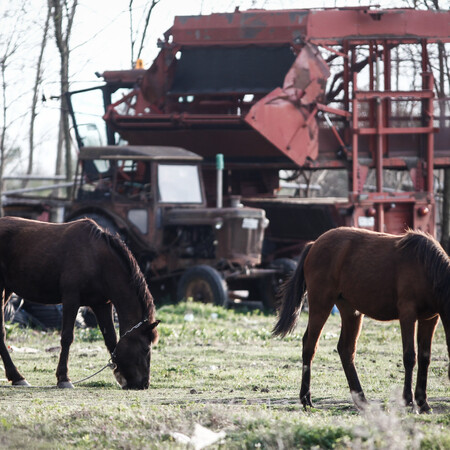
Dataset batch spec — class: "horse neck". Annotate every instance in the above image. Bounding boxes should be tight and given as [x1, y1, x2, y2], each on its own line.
[113, 297, 146, 337]
[106, 276, 150, 337]
[441, 304, 450, 359]
[101, 239, 154, 336]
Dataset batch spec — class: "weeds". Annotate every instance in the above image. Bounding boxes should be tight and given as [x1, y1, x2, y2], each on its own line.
[0, 302, 447, 448]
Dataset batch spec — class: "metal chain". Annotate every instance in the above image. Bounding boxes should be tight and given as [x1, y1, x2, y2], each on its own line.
[110, 318, 149, 363]
[1, 320, 149, 389]
[0, 361, 115, 389]
[71, 361, 116, 386]
[120, 318, 149, 339]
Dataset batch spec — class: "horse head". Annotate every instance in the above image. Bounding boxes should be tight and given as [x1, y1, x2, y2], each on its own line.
[111, 320, 160, 389]
[438, 287, 450, 381]
[444, 304, 450, 381]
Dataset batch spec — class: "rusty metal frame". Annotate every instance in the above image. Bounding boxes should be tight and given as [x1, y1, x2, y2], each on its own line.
[100, 7, 449, 236]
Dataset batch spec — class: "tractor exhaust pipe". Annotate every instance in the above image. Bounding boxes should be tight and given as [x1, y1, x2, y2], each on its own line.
[216, 154, 224, 208]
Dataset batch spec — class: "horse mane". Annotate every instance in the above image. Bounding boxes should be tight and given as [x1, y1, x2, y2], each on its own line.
[397, 229, 450, 306]
[81, 219, 155, 321]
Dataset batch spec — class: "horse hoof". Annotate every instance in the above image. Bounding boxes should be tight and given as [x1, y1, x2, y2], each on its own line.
[57, 381, 74, 389]
[301, 395, 313, 410]
[351, 391, 368, 411]
[419, 404, 432, 414]
[12, 379, 31, 387]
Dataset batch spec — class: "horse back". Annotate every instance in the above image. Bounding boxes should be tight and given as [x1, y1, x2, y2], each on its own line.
[306, 227, 399, 273]
[0, 216, 99, 259]
[0, 217, 105, 303]
[304, 227, 437, 321]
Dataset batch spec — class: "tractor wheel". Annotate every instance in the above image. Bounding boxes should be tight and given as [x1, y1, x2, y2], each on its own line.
[261, 258, 297, 310]
[269, 258, 297, 278]
[177, 265, 228, 306]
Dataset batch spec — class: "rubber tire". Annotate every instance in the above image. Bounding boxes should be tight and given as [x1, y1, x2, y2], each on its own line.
[269, 257, 297, 276]
[176, 265, 228, 306]
[261, 258, 297, 309]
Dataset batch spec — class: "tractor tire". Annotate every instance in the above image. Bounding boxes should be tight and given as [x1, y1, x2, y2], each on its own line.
[269, 257, 297, 277]
[176, 265, 228, 306]
[261, 258, 297, 310]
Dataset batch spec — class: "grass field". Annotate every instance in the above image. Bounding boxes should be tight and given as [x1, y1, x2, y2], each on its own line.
[0, 302, 448, 449]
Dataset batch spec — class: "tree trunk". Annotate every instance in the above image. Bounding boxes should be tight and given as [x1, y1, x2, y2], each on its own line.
[0, 61, 7, 217]
[50, 0, 77, 195]
[60, 50, 72, 182]
[27, 6, 51, 185]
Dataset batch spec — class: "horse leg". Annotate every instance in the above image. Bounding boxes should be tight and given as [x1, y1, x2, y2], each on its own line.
[336, 304, 366, 408]
[300, 303, 333, 410]
[56, 299, 80, 388]
[399, 317, 417, 407]
[90, 303, 117, 355]
[414, 316, 439, 413]
[0, 289, 29, 385]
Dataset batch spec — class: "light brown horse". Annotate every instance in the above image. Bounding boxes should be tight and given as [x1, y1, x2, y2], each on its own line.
[273, 227, 450, 413]
[0, 217, 159, 389]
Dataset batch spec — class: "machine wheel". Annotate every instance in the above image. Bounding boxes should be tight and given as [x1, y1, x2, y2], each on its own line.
[269, 258, 297, 277]
[261, 258, 297, 310]
[176, 265, 228, 306]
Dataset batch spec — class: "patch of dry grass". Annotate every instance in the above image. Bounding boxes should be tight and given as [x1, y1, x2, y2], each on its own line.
[0, 303, 447, 448]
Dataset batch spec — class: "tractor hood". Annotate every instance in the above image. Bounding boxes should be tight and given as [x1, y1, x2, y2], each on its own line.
[164, 205, 267, 227]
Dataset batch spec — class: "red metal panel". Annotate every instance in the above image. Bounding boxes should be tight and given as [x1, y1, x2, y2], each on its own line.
[244, 43, 329, 166]
[169, 9, 450, 46]
[283, 43, 329, 104]
[170, 10, 309, 45]
[307, 9, 450, 44]
[245, 88, 319, 166]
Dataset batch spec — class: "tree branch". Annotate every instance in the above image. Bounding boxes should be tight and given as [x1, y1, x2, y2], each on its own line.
[136, 0, 160, 62]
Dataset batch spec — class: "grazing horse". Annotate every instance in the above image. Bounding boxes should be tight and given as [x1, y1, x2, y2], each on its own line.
[0, 217, 159, 389]
[273, 227, 450, 413]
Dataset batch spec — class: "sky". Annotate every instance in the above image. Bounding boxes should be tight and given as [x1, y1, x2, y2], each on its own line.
[1, 0, 446, 176]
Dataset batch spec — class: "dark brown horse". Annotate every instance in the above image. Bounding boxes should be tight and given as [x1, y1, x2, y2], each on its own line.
[273, 227, 450, 413]
[0, 216, 159, 389]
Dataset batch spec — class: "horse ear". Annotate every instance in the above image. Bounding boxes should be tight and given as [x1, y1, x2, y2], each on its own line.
[150, 320, 161, 329]
[145, 320, 160, 344]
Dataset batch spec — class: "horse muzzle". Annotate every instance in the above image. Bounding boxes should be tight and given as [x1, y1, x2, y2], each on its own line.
[122, 381, 149, 390]
[114, 368, 149, 390]
[113, 370, 127, 388]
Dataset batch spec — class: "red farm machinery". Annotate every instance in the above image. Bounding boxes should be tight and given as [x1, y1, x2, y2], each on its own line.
[67, 6, 450, 304]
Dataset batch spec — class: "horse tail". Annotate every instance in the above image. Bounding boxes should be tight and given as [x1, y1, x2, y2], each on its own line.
[272, 241, 313, 338]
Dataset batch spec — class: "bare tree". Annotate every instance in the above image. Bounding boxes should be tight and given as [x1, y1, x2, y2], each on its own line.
[26, 6, 52, 184]
[0, 54, 11, 216]
[0, 6, 25, 216]
[129, 0, 161, 68]
[49, 0, 78, 183]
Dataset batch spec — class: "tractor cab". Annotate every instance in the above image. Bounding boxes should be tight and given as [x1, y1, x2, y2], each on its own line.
[67, 145, 274, 306]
